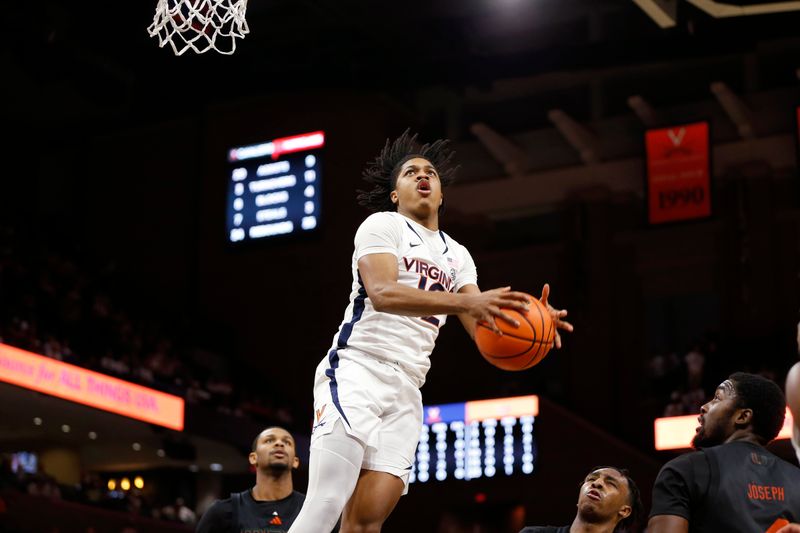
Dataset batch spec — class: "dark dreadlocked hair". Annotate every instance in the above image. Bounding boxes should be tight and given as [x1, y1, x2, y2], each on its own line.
[356, 129, 459, 213]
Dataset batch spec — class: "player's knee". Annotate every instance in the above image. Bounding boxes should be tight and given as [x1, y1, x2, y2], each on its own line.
[316, 496, 346, 515]
[307, 490, 350, 519]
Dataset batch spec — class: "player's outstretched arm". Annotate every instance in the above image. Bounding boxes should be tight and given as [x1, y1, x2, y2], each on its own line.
[358, 253, 529, 334]
[787, 362, 800, 435]
[457, 284, 574, 346]
[456, 284, 482, 339]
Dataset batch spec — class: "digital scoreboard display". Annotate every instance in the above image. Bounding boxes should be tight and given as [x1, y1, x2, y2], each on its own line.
[410, 395, 538, 484]
[226, 131, 324, 244]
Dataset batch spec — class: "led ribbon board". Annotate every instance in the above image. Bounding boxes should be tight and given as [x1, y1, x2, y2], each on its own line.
[645, 121, 712, 224]
[411, 395, 538, 483]
[654, 409, 793, 451]
[0, 343, 184, 430]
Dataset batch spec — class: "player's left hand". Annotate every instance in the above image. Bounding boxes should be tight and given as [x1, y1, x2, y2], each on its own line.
[540, 283, 573, 349]
[776, 524, 800, 533]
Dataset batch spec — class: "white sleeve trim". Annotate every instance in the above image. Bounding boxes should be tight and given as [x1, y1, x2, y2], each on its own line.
[357, 247, 398, 260]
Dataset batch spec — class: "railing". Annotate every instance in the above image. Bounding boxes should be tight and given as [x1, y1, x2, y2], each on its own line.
[0, 491, 192, 533]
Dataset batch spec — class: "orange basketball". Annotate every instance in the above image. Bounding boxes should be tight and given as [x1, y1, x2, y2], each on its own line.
[474, 294, 555, 371]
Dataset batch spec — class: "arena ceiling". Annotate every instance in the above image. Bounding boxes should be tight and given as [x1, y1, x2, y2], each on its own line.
[5, 0, 800, 128]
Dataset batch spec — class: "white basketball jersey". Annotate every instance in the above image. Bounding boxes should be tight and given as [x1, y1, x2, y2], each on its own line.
[324, 212, 478, 388]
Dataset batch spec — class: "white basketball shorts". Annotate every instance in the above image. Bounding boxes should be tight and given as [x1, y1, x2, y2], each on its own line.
[311, 348, 422, 492]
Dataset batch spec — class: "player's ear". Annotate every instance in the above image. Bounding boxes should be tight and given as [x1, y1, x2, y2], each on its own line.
[390, 190, 398, 205]
[618, 505, 632, 520]
[735, 408, 753, 427]
[292, 456, 300, 470]
[248, 452, 257, 467]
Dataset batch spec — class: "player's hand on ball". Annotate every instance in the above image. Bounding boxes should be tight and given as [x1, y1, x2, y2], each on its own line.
[776, 524, 800, 533]
[466, 287, 530, 335]
[540, 283, 573, 349]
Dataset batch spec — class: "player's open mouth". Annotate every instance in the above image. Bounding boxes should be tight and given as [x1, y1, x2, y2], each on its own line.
[417, 181, 431, 195]
[586, 490, 602, 501]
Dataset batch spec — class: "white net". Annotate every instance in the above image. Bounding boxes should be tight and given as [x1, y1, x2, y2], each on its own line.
[148, 0, 249, 56]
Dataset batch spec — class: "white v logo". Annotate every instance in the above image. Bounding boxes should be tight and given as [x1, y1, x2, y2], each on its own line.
[667, 128, 686, 147]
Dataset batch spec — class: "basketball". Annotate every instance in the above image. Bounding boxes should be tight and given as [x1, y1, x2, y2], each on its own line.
[474, 294, 555, 371]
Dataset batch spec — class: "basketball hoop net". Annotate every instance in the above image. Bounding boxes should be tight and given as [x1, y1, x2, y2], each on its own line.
[148, 0, 249, 56]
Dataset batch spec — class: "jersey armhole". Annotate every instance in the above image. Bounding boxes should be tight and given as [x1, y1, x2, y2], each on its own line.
[231, 491, 241, 530]
[698, 450, 717, 524]
[456, 282, 478, 293]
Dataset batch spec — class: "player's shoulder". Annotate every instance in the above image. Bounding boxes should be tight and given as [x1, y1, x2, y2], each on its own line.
[196, 497, 234, 530]
[360, 211, 401, 227]
[355, 211, 404, 237]
[208, 494, 234, 510]
[766, 447, 800, 475]
[207, 495, 235, 509]
[660, 449, 708, 476]
[354, 212, 404, 246]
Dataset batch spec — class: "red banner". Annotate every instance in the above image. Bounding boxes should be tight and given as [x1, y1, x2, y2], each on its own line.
[645, 121, 711, 224]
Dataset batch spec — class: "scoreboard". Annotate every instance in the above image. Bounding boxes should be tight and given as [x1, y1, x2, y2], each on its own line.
[410, 395, 538, 484]
[226, 131, 324, 244]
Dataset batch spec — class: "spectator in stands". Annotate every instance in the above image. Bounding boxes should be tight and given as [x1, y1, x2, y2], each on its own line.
[0, 223, 294, 430]
[25, 470, 61, 500]
[161, 497, 196, 524]
[196, 427, 338, 533]
[519, 466, 642, 533]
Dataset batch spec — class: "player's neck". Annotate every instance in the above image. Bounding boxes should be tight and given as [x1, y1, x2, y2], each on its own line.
[723, 431, 765, 447]
[397, 208, 439, 232]
[570, 515, 617, 533]
[252, 471, 293, 501]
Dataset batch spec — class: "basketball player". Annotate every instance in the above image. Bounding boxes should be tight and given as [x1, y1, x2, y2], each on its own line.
[196, 427, 338, 533]
[787, 319, 800, 466]
[648, 372, 800, 532]
[775, 322, 800, 533]
[288, 131, 573, 533]
[519, 466, 642, 533]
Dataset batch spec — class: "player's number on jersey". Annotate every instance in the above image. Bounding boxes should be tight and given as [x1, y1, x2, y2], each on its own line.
[418, 276, 445, 327]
